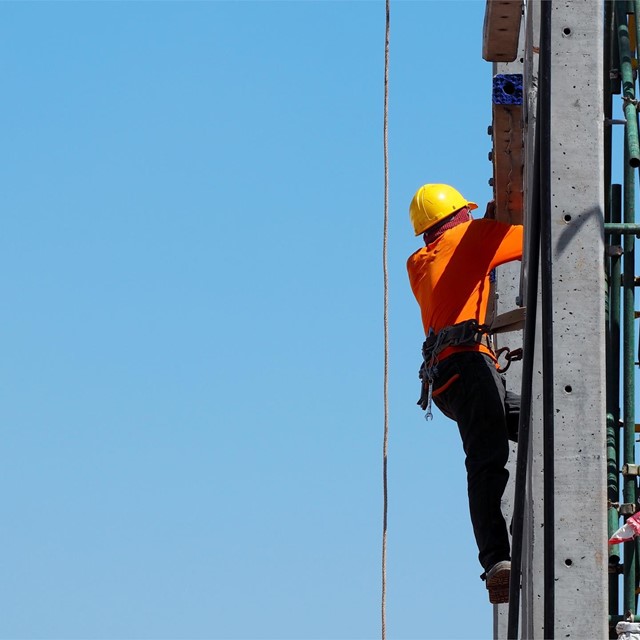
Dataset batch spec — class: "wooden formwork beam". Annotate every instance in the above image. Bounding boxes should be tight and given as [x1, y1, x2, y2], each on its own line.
[491, 74, 524, 224]
[483, 0, 523, 62]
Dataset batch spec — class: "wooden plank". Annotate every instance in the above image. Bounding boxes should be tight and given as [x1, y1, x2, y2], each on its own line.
[491, 102, 524, 224]
[482, 0, 523, 62]
[491, 306, 525, 333]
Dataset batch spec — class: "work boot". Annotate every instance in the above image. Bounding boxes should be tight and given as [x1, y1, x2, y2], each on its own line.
[484, 560, 510, 604]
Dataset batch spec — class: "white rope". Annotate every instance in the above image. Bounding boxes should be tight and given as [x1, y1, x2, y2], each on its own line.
[381, 1, 390, 639]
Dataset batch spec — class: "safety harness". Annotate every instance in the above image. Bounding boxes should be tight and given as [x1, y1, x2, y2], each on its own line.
[418, 319, 522, 420]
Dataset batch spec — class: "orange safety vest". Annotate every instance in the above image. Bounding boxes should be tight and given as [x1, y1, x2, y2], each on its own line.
[407, 219, 524, 363]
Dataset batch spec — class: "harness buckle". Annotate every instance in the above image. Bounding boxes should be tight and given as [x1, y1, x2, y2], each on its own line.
[495, 346, 523, 373]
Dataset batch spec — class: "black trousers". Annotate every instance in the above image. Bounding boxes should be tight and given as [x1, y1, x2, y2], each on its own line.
[432, 351, 520, 572]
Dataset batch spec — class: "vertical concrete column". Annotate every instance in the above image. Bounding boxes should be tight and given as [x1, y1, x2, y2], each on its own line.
[538, 0, 607, 637]
[487, 2, 607, 636]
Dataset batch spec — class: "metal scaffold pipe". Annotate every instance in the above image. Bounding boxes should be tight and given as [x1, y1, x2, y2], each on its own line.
[608, 4, 613, 165]
[616, 1, 640, 167]
[610, 187, 621, 441]
[623, 137, 637, 615]
[634, 0, 640, 79]
[605, 5, 621, 621]
[604, 223, 640, 233]
[607, 184, 623, 617]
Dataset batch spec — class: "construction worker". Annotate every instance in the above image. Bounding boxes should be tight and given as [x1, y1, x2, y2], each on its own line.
[407, 183, 524, 605]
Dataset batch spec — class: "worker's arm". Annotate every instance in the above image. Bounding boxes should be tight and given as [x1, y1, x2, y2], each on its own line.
[485, 221, 523, 268]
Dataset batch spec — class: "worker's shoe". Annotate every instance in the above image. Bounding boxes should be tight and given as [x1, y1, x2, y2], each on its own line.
[484, 560, 510, 605]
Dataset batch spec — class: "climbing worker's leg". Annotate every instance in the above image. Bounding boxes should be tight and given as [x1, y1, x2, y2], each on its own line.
[433, 353, 511, 575]
[504, 387, 521, 442]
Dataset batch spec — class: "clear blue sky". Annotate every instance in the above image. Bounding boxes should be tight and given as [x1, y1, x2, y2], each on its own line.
[0, 1, 500, 638]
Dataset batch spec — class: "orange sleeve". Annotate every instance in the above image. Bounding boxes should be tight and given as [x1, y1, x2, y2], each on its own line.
[486, 221, 523, 268]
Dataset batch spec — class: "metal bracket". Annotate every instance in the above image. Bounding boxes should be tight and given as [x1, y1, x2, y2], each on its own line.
[622, 463, 640, 477]
[606, 244, 624, 256]
[619, 503, 637, 515]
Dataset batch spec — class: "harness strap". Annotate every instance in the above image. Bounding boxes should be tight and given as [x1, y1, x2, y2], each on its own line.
[418, 320, 491, 418]
[417, 319, 524, 419]
[421, 320, 491, 367]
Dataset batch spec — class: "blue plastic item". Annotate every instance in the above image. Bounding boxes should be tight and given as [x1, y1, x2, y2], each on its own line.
[493, 74, 523, 105]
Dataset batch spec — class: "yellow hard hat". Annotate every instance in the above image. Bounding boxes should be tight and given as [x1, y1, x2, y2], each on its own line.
[409, 184, 478, 236]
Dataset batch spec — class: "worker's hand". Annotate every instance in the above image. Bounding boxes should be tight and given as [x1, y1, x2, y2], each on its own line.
[484, 200, 496, 219]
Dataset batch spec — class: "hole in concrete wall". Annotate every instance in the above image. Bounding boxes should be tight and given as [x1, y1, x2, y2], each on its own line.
[564, 214, 572, 223]
[565, 384, 573, 393]
[565, 558, 573, 566]
[563, 27, 572, 36]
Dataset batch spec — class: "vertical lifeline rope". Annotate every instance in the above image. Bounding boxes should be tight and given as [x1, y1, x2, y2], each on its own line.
[381, 1, 390, 640]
